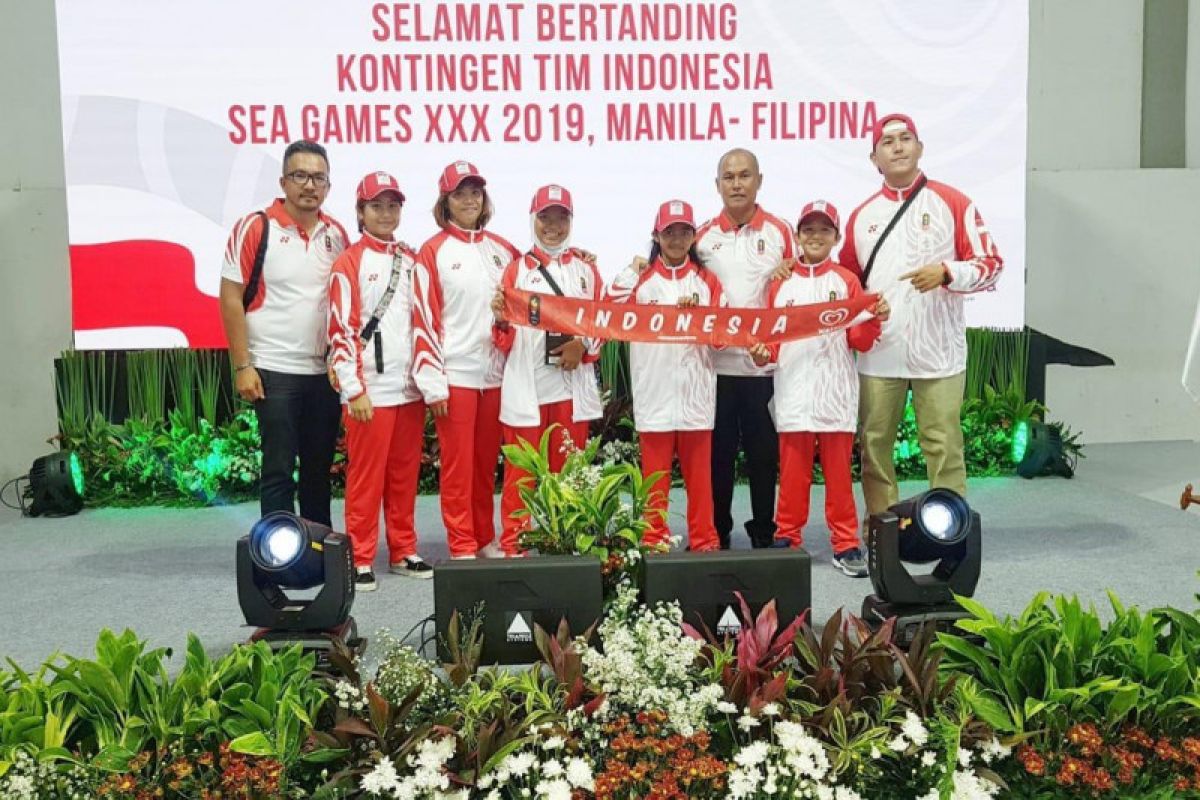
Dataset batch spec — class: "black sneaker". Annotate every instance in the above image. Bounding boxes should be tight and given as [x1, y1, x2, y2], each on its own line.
[832, 548, 869, 578]
[389, 556, 433, 579]
[354, 566, 378, 592]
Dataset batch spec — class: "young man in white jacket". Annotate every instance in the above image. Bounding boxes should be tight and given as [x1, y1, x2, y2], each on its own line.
[840, 114, 1003, 517]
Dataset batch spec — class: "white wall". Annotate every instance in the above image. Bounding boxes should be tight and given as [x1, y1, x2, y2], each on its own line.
[1187, 2, 1200, 167]
[0, 0, 73, 484]
[1027, 170, 1200, 442]
[1027, 0, 1144, 170]
[1026, 0, 1200, 443]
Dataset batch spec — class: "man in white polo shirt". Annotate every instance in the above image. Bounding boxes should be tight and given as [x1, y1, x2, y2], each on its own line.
[695, 149, 796, 549]
[219, 140, 351, 526]
[840, 114, 1003, 518]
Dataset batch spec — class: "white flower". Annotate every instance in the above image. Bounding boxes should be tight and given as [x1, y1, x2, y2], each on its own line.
[506, 751, 536, 776]
[542, 759, 564, 778]
[761, 702, 781, 717]
[734, 741, 770, 768]
[565, 757, 594, 790]
[736, 714, 761, 731]
[888, 734, 909, 752]
[484, 792, 501, 800]
[979, 737, 1012, 764]
[921, 750, 938, 767]
[958, 747, 974, 768]
[536, 778, 573, 800]
[870, 746, 883, 760]
[542, 735, 565, 750]
[360, 757, 400, 796]
[726, 768, 761, 799]
[901, 710, 930, 747]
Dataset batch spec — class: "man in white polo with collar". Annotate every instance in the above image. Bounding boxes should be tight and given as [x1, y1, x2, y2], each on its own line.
[840, 113, 1003, 520]
[695, 148, 796, 549]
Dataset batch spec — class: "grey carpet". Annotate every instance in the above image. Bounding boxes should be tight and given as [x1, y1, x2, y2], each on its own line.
[3, 441, 1199, 670]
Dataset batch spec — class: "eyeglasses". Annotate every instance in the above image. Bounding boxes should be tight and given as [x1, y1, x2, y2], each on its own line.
[285, 171, 330, 188]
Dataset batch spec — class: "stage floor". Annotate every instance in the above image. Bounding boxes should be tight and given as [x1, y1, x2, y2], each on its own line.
[3, 441, 1199, 670]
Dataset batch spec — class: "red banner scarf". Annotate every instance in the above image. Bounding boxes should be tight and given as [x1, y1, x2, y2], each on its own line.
[500, 288, 878, 347]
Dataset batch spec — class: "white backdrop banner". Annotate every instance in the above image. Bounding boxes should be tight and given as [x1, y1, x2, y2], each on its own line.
[55, 0, 1028, 348]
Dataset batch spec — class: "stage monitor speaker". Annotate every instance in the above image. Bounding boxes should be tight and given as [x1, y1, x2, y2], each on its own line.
[433, 555, 603, 665]
[641, 549, 811, 637]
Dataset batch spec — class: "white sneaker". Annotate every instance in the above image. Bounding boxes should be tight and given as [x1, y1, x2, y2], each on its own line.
[478, 542, 507, 559]
[389, 555, 433, 579]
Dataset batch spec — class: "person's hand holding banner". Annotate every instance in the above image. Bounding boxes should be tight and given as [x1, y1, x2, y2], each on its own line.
[748, 342, 772, 367]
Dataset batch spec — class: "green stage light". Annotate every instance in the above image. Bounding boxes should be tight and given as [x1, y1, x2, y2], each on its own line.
[27, 451, 85, 517]
[1010, 419, 1029, 463]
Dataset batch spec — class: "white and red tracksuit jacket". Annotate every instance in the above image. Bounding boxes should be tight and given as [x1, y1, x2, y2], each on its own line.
[494, 247, 604, 428]
[604, 258, 725, 432]
[840, 173, 1003, 379]
[411, 225, 519, 404]
[765, 259, 881, 432]
[327, 234, 422, 407]
[695, 206, 796, 377]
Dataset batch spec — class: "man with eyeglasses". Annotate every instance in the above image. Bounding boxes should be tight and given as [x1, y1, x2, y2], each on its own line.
[219, 140, 351, 526]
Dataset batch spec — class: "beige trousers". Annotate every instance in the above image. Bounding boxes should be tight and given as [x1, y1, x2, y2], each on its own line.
[858, 371, 967, 516]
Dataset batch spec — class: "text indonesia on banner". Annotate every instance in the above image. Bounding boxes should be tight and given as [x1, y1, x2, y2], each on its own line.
[500, 288, 879, 347]
[54, 1, 1028, 349]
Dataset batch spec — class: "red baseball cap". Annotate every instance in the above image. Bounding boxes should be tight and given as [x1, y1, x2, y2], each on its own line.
[438, 160, 486, 193]
[797, 200, 840, 231]
[871, 113, 919, 150]
[356, 171, 405, 203]
[654, 199, 696, 232]
[530, 184, 573, 214]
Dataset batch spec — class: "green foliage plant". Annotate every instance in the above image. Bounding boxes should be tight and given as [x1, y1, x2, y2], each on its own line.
[502, 426, 662, 599]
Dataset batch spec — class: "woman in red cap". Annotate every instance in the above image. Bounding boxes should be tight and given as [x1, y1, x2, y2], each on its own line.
[327, 171, 432, 592]
[412, 161, 519, 559]
[604, 200, 723, 552]
[490, 184, 605, 555]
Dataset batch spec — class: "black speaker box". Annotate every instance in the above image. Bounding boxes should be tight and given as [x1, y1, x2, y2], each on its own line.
[433, 555, 603, 664]
[642, 549, 811, 637]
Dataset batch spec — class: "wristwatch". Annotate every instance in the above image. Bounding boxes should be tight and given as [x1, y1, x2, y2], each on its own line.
[235, 362, 253, 372]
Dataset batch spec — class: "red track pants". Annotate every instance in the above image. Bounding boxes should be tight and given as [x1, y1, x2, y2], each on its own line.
[777, 431, 861, 554]
[500, 400, 590, 555]
[640, 430, 719, 552]
[343, 401, 425, 568]
[434, 386, 503, 558]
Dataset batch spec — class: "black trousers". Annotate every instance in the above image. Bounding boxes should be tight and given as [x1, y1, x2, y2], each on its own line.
[711, 375, 779, 548]
[253, 369, 342, 527]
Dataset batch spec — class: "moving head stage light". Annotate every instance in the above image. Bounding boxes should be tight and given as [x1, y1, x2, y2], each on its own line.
[236, 512, 362, 664]
[642, 548, 811, 637]
[863, 488, 981, 645]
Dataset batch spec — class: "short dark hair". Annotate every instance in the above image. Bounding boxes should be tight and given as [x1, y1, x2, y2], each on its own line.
[282, 140, 329, 173]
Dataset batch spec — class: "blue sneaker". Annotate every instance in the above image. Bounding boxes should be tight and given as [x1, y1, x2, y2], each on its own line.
[832, 548, 868, 578]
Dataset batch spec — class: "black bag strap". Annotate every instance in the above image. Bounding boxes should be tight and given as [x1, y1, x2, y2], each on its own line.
[526, 252, 566, 297]
[360, 249, 407, 342]
[241, 211, 270, 310]
[861, 174, 927, 286]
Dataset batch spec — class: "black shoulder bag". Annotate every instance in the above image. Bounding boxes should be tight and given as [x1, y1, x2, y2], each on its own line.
[241, 211, 270, 310]
[860, 175, 927, 287]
